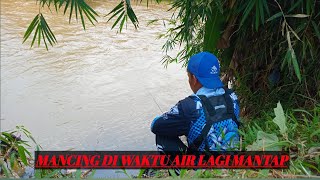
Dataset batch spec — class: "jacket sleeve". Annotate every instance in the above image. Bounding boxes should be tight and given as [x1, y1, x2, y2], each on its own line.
[150, 97, 198, 136]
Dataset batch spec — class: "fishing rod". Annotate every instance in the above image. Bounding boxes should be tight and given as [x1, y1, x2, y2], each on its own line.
[147, 90, 163, 114]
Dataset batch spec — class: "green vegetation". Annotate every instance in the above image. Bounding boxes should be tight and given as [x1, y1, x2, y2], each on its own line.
[0, 126, 96, 178]
[152, 0, 320, 118]
[239, 103, 320, 177]
[0, 125, 38, 178]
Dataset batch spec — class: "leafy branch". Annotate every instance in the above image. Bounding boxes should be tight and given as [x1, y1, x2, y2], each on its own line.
[23, 13, 57, 50]
[106, 0, 140, 33]
[23, 0, 166, 49]
[23, 0, 99, 49]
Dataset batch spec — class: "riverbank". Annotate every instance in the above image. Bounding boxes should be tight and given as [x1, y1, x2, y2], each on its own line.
[1, 103, 319, 178]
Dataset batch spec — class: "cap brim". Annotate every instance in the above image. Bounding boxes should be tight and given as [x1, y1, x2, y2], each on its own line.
[197, 76, 223, 89]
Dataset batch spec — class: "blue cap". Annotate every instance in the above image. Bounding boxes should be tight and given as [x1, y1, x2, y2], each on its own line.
[187, 52, 223, 89]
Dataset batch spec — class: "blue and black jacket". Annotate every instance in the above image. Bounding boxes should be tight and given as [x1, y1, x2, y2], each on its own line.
[151, 87, 240, 151]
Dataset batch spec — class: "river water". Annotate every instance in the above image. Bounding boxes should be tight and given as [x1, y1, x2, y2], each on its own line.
[0, 0, 191, 177]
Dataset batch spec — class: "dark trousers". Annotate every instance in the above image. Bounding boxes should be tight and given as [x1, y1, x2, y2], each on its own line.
[155, 135, 188, 152]
[155, 135, 189, 176]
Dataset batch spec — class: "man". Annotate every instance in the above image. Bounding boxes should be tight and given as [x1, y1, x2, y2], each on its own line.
[151, 52, 240, 160]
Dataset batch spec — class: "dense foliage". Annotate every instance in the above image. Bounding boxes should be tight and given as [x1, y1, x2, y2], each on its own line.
[155, 0, 320, 117]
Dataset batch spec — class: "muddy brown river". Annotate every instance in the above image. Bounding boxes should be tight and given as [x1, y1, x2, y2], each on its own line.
[1, 0, 191, 177]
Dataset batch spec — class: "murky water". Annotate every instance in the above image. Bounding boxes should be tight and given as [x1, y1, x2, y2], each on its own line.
[1, 0, 191, 177]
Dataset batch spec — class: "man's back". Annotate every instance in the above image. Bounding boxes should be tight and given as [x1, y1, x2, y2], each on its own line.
[151, 86, 240, 151]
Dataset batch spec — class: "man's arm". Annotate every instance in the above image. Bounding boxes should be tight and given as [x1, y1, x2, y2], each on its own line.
[151, 97, 197, 136]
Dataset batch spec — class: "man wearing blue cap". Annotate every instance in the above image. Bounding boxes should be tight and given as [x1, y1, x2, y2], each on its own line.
[150, 52, 240, 161]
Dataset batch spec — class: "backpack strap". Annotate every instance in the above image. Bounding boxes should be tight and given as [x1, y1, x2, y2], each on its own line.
[198, 95, 216, 116]
[223, 87, 240, 127]
[189, 95, 219, 152]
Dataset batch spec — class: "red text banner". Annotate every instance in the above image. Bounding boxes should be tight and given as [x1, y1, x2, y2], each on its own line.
[35, 151, 290, 169]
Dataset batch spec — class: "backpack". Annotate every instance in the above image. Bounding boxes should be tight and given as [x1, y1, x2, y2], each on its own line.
[188, 87, 240, 152]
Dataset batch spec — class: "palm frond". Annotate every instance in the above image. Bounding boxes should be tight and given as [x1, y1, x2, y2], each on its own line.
[106, 0, 139, 32]
[23, 13, 57, 50]
[24, 0, 99, 49]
